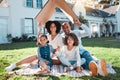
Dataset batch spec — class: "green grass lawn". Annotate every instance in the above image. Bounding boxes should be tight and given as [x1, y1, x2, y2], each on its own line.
[0, 37, 120, 80]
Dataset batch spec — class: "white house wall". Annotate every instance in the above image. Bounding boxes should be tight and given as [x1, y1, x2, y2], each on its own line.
[116, 5, 120, 32]
[7, 0, 41, 37]
[0, 0, 69, 44]
[72, 1, 86, 17]
[106, 16, 117, 33]
[0, 7, 9, 16]
[86, 16, 103, 37]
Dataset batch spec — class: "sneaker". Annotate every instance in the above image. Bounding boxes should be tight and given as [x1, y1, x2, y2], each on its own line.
[5, 64, 16, 72]
[89, 61, 98, 76]
[98, 59, 108, 76]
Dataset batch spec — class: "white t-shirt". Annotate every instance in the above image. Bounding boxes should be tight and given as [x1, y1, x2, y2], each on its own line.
[57, 45, 81, 66]
[47, 34, 63, 49]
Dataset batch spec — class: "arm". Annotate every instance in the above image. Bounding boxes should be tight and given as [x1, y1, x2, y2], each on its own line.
[57, 34, 64, 48]
[74, 24, 91, 38]
[76, 47, 81, 67]
[55, 46, 65, 57]
[49, 45, 56, 58]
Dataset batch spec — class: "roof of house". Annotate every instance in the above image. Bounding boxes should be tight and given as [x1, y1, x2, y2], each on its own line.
[85, 6, 115, 18]
[103, 5, 119, 15]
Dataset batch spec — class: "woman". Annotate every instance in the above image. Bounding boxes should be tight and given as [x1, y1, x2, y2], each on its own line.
[45, 21, 63, 64]
[5, 21, 63, 71]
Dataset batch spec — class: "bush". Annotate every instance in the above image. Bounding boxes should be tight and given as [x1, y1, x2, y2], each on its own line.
[28, 36, 37, 41]
[12, 37, 20, 42]
[12, 35, 37, 42]
[21, 34, 28, 42]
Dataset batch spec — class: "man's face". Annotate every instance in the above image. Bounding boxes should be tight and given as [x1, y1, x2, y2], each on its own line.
[62, 23, 71, 35]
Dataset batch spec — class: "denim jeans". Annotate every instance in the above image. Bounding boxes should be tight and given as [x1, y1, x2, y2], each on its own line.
[80, 49, 93, 70]
[58, 55, 86, 67]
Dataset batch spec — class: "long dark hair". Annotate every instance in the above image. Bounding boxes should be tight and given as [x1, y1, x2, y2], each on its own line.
[45, 21, 61, 34]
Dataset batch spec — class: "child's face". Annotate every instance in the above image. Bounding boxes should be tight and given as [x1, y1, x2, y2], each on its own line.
[39, 36, 48, 46]
[67, 36, 74, 46]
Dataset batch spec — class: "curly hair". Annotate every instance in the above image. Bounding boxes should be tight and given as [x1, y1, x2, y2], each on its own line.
[45, 21, 61, 34]
[64, 33, 79, 46]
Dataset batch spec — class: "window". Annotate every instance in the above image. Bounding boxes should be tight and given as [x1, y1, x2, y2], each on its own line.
[24, 18, 34, 34]
[55, 8, 62, 12]
[36, 0, 42, 8]
[0, 18, 8, 43]
[26, 0, 33, 8]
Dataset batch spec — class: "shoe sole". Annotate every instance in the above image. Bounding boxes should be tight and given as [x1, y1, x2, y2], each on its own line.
[100, 59, 108, 76]
[89, 61, 98, 76]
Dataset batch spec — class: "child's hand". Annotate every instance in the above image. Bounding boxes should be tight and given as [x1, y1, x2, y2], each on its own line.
[45, 61, 49, 64]
[52, 54, 56, 58]
[55, 46, 60, 51]
[76, 66, 82, 73]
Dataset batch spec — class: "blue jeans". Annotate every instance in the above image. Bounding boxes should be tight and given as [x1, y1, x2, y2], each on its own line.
[80, 49, 93, 70]
[58, 55, 86, 67]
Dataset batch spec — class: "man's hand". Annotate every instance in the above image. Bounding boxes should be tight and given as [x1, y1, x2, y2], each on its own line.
[74, 19, 82, 26]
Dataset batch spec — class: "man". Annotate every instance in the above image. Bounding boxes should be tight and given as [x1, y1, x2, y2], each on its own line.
[61, 22, 108, 76]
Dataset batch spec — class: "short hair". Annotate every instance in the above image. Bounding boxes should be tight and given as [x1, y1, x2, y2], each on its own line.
[62, 22, 69, 27]
[36, 34, 49, 46]
[45, 21, 61, 34]
[62, 22, 71, 28]
[64, 33, 79, 46]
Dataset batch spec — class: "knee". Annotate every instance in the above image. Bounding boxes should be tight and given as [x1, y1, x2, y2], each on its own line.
[82, 51, 91, 58]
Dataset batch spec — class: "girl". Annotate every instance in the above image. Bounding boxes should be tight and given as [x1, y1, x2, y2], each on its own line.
[37, 34, 55, 73]
[5, 20, 63, 71]
[56, 33, 83, 72]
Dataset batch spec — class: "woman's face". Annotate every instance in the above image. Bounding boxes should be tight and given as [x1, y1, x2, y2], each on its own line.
[50, 23, 57, 33]
[67, 36, 74, 46]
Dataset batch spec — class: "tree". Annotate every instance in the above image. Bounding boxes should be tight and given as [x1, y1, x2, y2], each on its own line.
[78, 15, 88, 24]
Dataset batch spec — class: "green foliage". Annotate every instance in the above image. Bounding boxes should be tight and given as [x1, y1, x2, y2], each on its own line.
[78, 15, 88, 24]
[12, 34, 37, 42]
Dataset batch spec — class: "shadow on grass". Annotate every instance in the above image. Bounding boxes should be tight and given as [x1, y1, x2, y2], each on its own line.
[82, 37, 120, 49]
[35, 75, 60, 80]
[0, 42, 37, 50]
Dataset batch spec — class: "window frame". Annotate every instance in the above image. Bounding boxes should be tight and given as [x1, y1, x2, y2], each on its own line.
[36, 0, 42, 8]
[24, 18, 34, 34]
[26, 0, 33, 8]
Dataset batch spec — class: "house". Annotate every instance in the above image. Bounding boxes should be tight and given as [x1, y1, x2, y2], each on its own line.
[0, 0, 69, 44]
[72, 0, 120, 37]
[0, 0, 120, 44]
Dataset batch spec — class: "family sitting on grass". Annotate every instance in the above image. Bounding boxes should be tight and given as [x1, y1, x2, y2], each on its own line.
[5, 20, 108, 77]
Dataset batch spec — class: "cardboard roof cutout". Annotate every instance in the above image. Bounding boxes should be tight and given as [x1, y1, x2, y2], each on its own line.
[35, 0, 80, 27]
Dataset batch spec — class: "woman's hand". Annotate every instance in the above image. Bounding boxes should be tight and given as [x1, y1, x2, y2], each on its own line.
[76, 66, 82, 73]
[45, 61, 49, 64]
